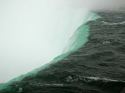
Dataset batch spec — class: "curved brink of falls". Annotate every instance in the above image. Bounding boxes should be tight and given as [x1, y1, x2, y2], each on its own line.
[0, 12, 99, 90]
[52, 12, 99, 63]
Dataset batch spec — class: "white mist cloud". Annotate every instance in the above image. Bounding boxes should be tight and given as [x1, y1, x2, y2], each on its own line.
[0, 0, 89, 83]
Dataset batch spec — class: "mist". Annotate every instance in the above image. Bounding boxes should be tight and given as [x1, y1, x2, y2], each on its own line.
[0, 0, 90, 83]
[69, 0, 125, 11]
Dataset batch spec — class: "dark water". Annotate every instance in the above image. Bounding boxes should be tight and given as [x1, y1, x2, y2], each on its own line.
[0, 11, 125, 93]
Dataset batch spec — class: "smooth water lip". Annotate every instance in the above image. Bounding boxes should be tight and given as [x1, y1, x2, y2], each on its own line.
[0, 13, 98, 89]
[0, 12, 99, 90]
[52, 12, 100, 63]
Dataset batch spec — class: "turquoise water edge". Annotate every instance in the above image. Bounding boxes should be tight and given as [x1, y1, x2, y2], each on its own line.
[0, 12, 99, 90]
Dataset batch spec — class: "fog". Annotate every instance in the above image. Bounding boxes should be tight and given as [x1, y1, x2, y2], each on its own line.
[69, 0, 125, 11]
[0, 0, 125, 83]
[0, 0, 90, 83]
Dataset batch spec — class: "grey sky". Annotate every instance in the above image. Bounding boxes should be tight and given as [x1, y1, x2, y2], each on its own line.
[67, 0, 125, 10]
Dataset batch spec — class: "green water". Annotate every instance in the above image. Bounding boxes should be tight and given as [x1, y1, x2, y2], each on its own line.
[0, 12, 99, 91]
[52, 12, 99, 63]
